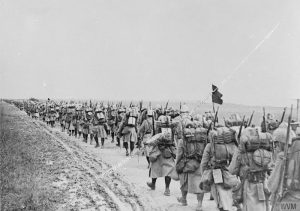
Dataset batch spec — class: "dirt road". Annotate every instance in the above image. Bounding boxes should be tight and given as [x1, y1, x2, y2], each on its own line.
[1, 102, 220, 211]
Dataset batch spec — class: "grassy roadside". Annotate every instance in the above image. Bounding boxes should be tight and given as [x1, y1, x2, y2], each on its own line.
[0, 103, 62, 211]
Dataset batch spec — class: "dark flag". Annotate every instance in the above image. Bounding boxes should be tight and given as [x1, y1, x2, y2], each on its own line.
[212, 84, 223, 105]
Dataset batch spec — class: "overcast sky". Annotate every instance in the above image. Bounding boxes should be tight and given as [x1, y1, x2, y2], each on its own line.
[0, 0, 299, 106]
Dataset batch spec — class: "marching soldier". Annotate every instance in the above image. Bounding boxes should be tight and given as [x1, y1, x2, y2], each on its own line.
[76, 107, 84, 139]
[117, 107, 138, 156]
[200, 126, 238, 211]
[82, 107, 93, 143]
[175, 117, 205, 211]
[137, 108, 154, 166]
[115, 107, 126, 147]
[228, 127, 274, 211]
[92, 108, 108, 148]
[107, 105, 117, 143]
[145, 113, 176, 196]
[267, 123, 299, 211]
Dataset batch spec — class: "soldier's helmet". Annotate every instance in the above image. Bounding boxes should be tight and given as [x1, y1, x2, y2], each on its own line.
[95, 106, 102, 113]
[147, 108, 154, 117]
[111, 104, 117, 110]
[166, 106, 174, 116]
[267, 113, 275, 120]
[118, 107, 126, 114]
[180, 105, 189, 114]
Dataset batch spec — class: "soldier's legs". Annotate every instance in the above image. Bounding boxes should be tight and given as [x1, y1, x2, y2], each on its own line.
[116, 137, 120, 146]
[196, 193, 204, 211]
[123, 142, 129, 156]
[146, 156, 150, 167]
[129, 141, 134, 155]
[164, 176, 171, 196]
[90, 134, 94, 144]
[111, 132, 115, 143]
[83, 133, 88, 142]
[94, 136, 99, 147]
[74, 128, 77, 137]
[101, 138, 105, 147]
[147, 178, 156, 190]
[177, 190, 188, 206]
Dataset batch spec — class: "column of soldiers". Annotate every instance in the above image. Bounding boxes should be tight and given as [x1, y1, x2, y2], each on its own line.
[13, 99, 300, 211]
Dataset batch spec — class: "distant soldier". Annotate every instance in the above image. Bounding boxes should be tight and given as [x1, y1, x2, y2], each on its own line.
[60, 106, 67, 132]
[137, 109, 154, 166]
[69, 108, 76, 136]
[107, 105, 117, 143]
[76, 106, 84, 139]
[267, 123, 299, 211]
[82, 108, 93, 143]
[145, 114, 176, 196]
[117, 107, 138, 156]
[200, 126, 238, 211]
[49, 107, 56, 127]
[115, 107, 126, 147]
[228, 127, 273, 211]
[92, 108, 108, 148]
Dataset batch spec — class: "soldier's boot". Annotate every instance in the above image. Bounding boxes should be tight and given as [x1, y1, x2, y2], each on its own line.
[101, 138, 105, 148]
[147, 178, 156, 190]
[164, 176, 171, 196]
[196, 193, 204, 211]
[164, 188, 170, 196]
[95, 137, 100, 148]
[90, 134, 94, 144]
[177, 191, 187, 206]
[116, 137, 120, 146]
[111, 133, 115, 143]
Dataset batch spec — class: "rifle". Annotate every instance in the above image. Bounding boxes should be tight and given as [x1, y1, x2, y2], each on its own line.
[139, 100, 143, 112]
[280, 107, 287, 124]
[165, 100, 169, 113]
[247, 111, 255, 128]
[138, 136, 142, 164]
[152, 110, 156, 136]
[213, 107, 219, 127]
[271, 105, 293, 211]
[205, 109, 218, 144]
[237, 115, 245, 144]
[262, 107, 267, 132]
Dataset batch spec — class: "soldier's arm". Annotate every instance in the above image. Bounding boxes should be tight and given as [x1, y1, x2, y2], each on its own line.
[137, 121, 146, 137]
[228, 149, 241, 175]
[200, 143, 211, 174]
[175, 139, 184, 164]
[145, 133, 162, 146]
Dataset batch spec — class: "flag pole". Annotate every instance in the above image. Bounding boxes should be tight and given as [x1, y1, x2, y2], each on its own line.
[212, 83, 215, 113]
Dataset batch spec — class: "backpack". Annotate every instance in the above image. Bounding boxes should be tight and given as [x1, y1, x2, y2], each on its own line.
[183, 127, 207, 161]
[209, 127, 237, 144]
[240, 128, 273, 171]
[209, 127, 237, 167]
[127, 109, 138, 126]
